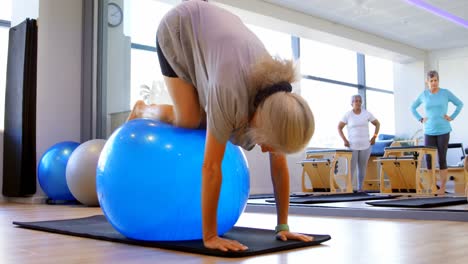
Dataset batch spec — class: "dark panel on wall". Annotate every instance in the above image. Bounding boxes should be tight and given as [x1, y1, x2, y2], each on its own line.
[3, 18, 38, 197]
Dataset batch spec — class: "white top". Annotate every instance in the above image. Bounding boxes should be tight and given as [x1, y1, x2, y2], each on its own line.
[341, 109, 376, 150]
[157, 0, 268, 150]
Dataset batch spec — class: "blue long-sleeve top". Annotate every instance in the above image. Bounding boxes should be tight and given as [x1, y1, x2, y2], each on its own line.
[411, 88, 464, 135]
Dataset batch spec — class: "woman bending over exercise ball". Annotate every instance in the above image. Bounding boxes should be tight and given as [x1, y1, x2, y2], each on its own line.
[411, 70, 463, 195]
[127, 0, 315, 252]
[338, 94, 380, 192]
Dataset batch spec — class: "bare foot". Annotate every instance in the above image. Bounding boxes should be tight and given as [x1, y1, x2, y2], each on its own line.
[127, 100, 147, 121]
[436, 187, 446, 195]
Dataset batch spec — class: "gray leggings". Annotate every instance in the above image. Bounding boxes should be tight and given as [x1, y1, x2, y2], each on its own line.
[351, 147, 372, 191]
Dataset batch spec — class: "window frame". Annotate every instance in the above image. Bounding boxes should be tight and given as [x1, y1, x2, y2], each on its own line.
[0, 19, 11, 28]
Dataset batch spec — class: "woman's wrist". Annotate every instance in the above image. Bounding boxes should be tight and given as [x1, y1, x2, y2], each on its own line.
[275, 224, 290, 233]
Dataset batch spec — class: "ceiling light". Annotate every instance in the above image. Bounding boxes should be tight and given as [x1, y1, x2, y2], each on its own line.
[406, 0, 468, 29]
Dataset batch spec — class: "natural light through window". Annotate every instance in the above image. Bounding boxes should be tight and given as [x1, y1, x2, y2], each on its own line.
[366, 90, 395, 135]
[0, 27, 8, 131]
[0, 0, 11, 132]
[246, 24, 293, 60]
[301, 79, 357, 148]
[129, 0, 174, 107]
[0, 0, 12, 20]
[130, 0, 173, 47]
[365, 55, 394, 91]
[300, 38, 357, 84]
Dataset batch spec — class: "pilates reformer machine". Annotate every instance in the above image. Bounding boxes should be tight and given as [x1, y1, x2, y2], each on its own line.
[299, 146, 467, 195]
[377, 146, 438, 194]
[299, 149, 353, 193]
[438, 143, 467, 194]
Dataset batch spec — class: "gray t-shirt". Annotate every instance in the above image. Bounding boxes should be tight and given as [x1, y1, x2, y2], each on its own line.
[157, 0, 268, 150]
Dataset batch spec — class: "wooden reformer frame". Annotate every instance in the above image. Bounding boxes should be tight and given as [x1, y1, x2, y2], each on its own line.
[300, 149, 353, 193]
[377, 146, 438, 194]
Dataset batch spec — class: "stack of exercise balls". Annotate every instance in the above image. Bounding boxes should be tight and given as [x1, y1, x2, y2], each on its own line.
[38, 118, 250, 241]
[38, 139, 107, 206]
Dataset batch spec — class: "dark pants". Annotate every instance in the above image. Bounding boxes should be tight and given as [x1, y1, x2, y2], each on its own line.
[156, 35, 178, 78]
[425, 133, 450, 170]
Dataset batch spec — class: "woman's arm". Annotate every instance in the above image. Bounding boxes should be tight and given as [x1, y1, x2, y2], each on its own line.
[269, 152, 313, 242]
[410, 94, 423, 121]
[202, 129, 248, 251]
[270, 152, 289, 230]
[337, 122, 350, 147]
[370, 119, 380, 145]
[447, 90, 464, 120]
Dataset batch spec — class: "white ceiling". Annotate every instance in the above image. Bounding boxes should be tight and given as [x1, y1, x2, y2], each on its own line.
[263, 0, 468, 51]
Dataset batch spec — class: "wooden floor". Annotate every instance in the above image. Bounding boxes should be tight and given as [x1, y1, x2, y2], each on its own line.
[1, 202, 468, 264]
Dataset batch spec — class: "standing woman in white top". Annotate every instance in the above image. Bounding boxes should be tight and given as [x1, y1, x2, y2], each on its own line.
[338, 94, 380, 192]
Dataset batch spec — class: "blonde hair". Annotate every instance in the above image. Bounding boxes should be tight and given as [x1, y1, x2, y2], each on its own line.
[249, 55, 297, 89]
[247, 55, 315, 154]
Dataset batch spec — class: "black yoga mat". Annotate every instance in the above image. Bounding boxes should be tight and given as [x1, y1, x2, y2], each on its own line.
[366, 197, 468, 208]
[13, 215, 331, 258]
[249, 193, 310, 200]
[249, 193, 275, 199]
[266, 192, 398, 204]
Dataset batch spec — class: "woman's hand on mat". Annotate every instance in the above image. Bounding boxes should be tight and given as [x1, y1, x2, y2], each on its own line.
[276, 231, 314, 242]
[204, 236, 248, 252]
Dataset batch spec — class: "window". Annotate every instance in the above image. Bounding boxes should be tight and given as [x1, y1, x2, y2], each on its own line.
[0, 27, 9, 130]
[300, 38, 358, 84]
[130, 0, 173, 47]
[366, 90, 395, 135]
[0, 0, 11, 131]
[301, 79, 357, 148]
[128, 0, 175, 108]
[246, 24, 293, 59]
[365, 55, 394, 91]
[0, 0, 12, 21]
[130, 48, 172, 106]
[299, 36, 395, 146]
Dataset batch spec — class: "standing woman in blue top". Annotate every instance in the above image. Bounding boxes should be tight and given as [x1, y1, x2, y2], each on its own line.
[411, 70, 464, 194]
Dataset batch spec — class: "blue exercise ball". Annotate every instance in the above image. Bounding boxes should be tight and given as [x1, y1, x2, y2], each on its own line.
[96, 119, 250, 241]
[38, 141, 80, 201]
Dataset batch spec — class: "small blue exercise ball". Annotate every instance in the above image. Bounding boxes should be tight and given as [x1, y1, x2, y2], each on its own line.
[96, 119, 250, 241]
[38, 141, 80, 201]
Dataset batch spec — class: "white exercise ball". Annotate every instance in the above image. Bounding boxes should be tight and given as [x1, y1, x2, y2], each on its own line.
[66, 139, 107, 206]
